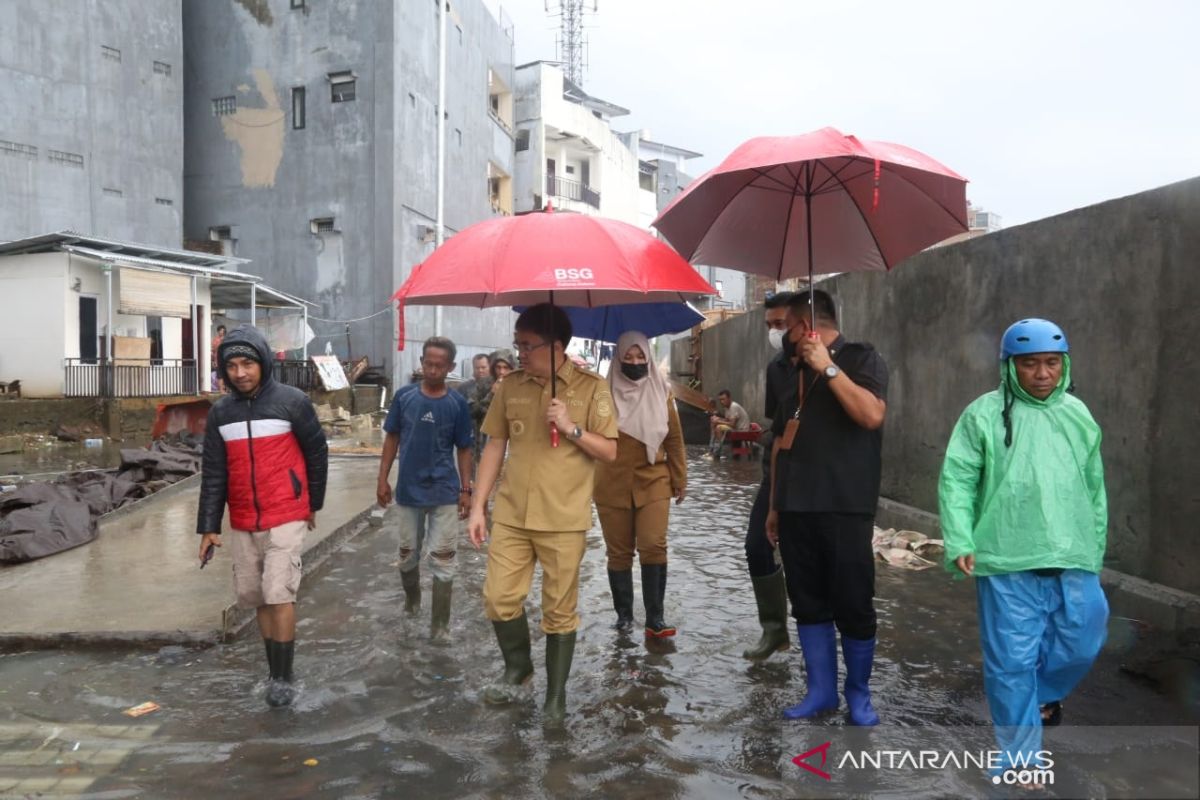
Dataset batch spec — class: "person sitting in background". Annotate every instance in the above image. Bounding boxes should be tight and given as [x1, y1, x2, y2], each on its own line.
[704, 389, 750, 460]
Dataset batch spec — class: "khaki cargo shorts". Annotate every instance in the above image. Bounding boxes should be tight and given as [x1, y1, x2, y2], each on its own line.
[228, 520, 306, 608]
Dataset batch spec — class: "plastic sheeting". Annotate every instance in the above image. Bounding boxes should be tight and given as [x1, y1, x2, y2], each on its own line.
[976, 569, 1109, 771]
[0, 437, 202, 564]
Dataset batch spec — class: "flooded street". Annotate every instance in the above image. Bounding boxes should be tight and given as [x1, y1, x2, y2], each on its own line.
[0, 440, 129, 484]
[1, 449, 1196, 799]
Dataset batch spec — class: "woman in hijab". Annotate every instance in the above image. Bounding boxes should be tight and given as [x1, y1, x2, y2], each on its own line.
[595, 331, 687, 637]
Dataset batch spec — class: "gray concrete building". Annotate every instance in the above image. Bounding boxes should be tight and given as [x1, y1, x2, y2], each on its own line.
[0, 0, 184, 245]
[183, 0, 517, 379]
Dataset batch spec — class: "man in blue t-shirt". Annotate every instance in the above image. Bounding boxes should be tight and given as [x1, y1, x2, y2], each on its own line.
[376, 336, 475, 641]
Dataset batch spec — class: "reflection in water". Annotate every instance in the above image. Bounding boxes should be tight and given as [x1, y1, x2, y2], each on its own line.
[0, 438, 130, 480]
[0, 447, 1195, 798]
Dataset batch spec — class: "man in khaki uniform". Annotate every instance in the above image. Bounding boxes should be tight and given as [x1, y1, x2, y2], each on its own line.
[467, 303, 618, 724]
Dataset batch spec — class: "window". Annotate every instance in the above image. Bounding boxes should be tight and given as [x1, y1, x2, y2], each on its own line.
[488, 163, 512, 215]
[212, 96, 237, 116]
[153, 60, 171, 76]
[487, 67, 514, 132]
[565, 165, 576, 175]
[515, 129, 530, 152]
[209, 226, 235, 256]
[47, 149, 84, 168]
[291, 0, 304, 7]
[292, 86, 306, 129]
[155, 197, 174, 206]
[329, 71, 356, 102]
[455, 128, 462, 146]
[0, 140, 36, 159]
[101, 45, 121, 62]
[310, 217, 337, 234]
[102, 187, 123, 198]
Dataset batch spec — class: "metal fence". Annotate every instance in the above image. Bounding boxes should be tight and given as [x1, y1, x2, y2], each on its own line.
[63, 359, 198, 398]
[275, 360, 319, 391]
[546, 175, 601, 209]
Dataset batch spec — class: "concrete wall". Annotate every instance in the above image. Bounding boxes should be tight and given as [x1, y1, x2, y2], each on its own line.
[183, 0, 516, 383]
[0, 0, 183, 245]
[0, 254, 67, 396]
[686, 177, 1200, 595]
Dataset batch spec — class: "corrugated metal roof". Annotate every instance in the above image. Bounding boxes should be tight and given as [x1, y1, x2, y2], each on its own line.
[0, 230, 249, 270]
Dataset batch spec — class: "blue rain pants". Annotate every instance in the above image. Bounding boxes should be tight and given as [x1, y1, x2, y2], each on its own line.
[976, 569, 1109, 772]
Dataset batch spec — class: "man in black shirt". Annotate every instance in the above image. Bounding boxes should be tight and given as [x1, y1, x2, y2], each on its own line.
[765, 290, 888, 726]
[741, 291, 794, 661]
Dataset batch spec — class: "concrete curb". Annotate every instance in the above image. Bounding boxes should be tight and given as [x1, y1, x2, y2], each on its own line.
[0, 501, 376, 651]
[98, 472, 201, 524]
[875, 496, 1200, 636]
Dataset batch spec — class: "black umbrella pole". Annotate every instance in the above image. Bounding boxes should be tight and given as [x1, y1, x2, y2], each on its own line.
[805, 169, 816, 333]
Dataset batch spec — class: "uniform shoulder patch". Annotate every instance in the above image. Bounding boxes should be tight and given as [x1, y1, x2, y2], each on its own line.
[574, 366, 604, 380]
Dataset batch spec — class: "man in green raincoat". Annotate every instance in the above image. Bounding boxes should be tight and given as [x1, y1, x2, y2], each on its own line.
[939, 318, 1108, 784]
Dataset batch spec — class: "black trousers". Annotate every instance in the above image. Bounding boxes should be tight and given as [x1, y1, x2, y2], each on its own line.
[744, 478, 779, 578]
[777, 512, 877, 640]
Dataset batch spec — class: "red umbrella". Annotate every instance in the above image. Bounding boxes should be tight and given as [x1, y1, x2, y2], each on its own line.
[391, 208, 717, 444]
[392, 209, 715, 310]
[652, 127, 968, 323]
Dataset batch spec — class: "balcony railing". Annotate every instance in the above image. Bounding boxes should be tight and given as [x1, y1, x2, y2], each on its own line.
[546, 175, 601, 210]
[275, 359, 319, 391]
[64, 359, 197, 398]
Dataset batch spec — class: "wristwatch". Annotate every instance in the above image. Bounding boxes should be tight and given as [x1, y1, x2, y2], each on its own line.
[567, 424, 584, 441]
[824, 364, 841, 379]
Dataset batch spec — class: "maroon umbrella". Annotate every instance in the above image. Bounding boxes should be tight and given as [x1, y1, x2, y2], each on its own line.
[653, 127, 968, 322]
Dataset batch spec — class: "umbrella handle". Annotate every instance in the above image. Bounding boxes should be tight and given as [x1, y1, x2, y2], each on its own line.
[550, 424, 560, 448]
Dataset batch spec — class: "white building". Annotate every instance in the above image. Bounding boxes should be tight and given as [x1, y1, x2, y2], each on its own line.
[630, 133, 748, 311]
[0, 233, 306, 398]
[512, 62, 642, 223]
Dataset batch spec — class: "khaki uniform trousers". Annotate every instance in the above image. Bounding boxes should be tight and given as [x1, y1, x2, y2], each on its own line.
[596, 499, 669, 571]
[482, 522, 587, 634]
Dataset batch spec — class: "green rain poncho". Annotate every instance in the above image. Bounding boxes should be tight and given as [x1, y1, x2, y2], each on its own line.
[938, 355, 1107, 576]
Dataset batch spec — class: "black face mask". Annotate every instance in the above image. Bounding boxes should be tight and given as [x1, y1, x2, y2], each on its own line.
[620, 362, 649, 381]
[782, 326, 801, 359]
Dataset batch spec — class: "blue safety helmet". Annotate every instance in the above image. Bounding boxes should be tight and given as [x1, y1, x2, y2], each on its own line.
[999, 318, 1069, 360]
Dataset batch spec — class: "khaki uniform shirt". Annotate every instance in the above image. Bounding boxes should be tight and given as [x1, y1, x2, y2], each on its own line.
[481, 359, 619, 532]
[594, 398, 687, 509]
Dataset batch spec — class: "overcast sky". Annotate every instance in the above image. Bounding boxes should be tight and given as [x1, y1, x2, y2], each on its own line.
[483, 0, 1200, 227]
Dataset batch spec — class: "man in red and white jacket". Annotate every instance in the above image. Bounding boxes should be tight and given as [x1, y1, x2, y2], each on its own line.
[197, 325, 328, 707]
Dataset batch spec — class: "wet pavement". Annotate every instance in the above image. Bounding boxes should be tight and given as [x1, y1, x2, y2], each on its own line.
[0, 450, 1196, 798]
[0, 458, 375, 644]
